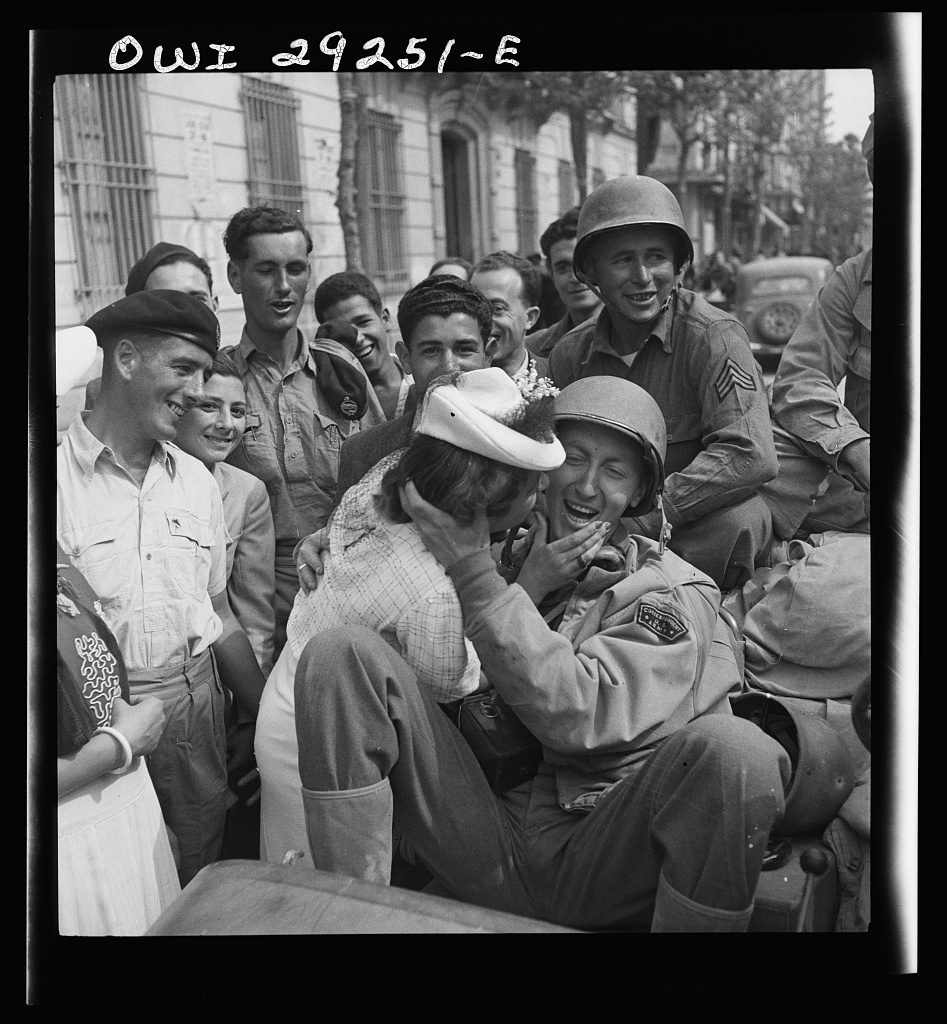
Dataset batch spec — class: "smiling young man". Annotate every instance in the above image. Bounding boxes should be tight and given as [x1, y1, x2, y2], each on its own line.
[56, 290, 268, 885]
[221, 206, 383, 657]
[527, 208, 603, 362]
[313, 271, 412, 422]
[290, 374, 790, 932]
[292, 274, 493, 594]
[549, 176, 778, 591]
[470, 251, 549, 381]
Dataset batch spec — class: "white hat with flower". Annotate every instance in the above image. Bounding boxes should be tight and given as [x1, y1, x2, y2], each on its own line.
[416, 366, 565, 471]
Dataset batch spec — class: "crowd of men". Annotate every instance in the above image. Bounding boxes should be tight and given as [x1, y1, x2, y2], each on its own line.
[54, 114, 873, 934]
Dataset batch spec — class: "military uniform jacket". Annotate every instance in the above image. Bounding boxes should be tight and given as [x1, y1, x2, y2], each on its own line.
[549, 291, 777, 527]
[771, 249, 871, 467]
[447, 529, 738, 812]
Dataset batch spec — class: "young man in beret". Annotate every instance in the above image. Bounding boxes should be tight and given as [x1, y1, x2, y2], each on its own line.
[221, 206, 384, 658]
[57, 290, 268, 885]
[313, 270, 413, 422]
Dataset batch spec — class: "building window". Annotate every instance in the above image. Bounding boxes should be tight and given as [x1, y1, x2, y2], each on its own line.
[241, 76, 305, 219]
[56, 75, 155, 318]
[558, 159, 577, 214]
[514, 149, 539, 255]
[356, 109, 409, 291]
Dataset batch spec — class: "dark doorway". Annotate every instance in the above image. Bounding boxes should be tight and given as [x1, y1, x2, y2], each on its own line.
[441, 130, 474, 262]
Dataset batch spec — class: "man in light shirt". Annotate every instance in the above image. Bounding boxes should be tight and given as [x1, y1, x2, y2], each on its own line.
[57, 290, 266, 885]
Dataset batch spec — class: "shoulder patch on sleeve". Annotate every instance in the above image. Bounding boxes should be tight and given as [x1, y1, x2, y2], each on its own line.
[636, 603, 687, 641]
[714, 357, 757, 401]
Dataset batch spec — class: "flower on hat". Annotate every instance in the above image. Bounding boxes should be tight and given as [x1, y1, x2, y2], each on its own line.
[514, 363, 560, 403]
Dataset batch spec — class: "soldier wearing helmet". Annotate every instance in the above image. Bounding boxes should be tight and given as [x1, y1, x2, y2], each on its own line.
[758, 115, 873, 541]
[549, 175, 778, 592]
[289, 374, 792, 932]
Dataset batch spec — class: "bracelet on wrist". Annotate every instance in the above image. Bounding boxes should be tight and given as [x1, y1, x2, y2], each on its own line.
[93, 725, 134, 774]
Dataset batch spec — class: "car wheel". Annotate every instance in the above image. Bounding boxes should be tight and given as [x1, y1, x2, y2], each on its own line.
[757, 303, 801, 345]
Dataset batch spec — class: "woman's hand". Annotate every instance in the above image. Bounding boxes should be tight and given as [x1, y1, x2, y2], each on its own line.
[296, 527, 330, 594]
[110, 695, 167, 758]
[399, 480, 490, 569]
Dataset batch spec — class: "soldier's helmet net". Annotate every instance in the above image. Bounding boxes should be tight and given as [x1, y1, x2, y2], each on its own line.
[573, 176, 694, 288]
[552, 376, 667, 518]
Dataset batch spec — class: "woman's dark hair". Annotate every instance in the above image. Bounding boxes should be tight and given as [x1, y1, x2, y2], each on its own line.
[209, 345, 243, 381]
[376, 370, 556, 525]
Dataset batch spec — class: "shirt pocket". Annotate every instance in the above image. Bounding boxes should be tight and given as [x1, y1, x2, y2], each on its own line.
[61, 521, 126, 614]
[164, 509, 215, 598]
[663, 411, 703, 475]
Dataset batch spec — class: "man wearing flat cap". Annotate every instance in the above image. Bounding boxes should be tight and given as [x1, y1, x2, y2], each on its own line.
[221, 206, 384, 659]
[57, 290, 267, 885]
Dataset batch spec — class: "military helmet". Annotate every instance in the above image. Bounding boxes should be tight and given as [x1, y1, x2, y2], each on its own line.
[573, 176, 694, 284]
[552, 376, 667, 517]
[731, 691, 856, 835]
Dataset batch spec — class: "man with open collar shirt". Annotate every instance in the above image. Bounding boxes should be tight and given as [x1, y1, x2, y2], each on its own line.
[57, 291, 267, 885]
[221, 206, 384, 658]
[549, 176, 778, 592]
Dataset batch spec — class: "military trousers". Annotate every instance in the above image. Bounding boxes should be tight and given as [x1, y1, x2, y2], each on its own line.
[294, 625, 789, 931]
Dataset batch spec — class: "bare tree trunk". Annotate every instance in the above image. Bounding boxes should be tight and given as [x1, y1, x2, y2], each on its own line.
[570, 110, 589, 204]
[749, 160, 766, 258]
[335, 71, 361, 271]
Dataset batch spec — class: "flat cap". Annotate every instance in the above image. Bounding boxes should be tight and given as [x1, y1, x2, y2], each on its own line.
[86, 289, 220, 358]
[125, 241, 204, 295]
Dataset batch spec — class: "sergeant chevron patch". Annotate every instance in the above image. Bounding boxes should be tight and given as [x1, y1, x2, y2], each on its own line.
[714, 358, 756, 400]
[636, 603, 687, 641]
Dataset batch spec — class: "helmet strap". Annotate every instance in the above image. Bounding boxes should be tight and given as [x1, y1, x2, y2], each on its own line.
[657, 493, 672, 555]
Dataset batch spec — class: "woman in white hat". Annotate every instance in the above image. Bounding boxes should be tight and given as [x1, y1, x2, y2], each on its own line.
[54, 327, 181, 934]
[254, 366, 565, 867]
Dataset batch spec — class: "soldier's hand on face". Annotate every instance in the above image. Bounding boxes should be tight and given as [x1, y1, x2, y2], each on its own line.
[517, 492, 628, 604]
[296, 527, 330, 594]
[111, 695, 167, 758]
[838, 437, 870, 493]
[399, 480, 490, 569]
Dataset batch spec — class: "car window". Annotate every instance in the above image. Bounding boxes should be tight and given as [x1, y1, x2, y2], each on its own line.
[749, 276, 813, 297]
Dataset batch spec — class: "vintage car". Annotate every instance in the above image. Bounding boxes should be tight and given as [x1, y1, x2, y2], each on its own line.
[734, 256, 834, 370]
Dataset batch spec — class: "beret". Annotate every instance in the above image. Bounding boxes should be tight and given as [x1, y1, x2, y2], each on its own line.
[125, 241, 205, 295]
[417, 366, 565, 471]
[312, 347, 369, 421]
[86, 289, 220, 358]
[315, 319, 361, 350]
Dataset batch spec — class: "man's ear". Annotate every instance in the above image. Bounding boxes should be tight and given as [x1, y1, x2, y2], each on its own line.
[395, 338, 412, 376]
[381, 307, 391, 327]
[226, 260, 243, 295]
[113, 338, 140, 382]
[525, 305, 541, 331]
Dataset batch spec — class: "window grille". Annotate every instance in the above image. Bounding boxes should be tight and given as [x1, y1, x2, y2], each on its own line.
[558, 159, 577, 215]
[56, 75, 155, 318]
[356, 110, 409, 291]
[514, 149, 538, 255]
[241, 76, 305, 219]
